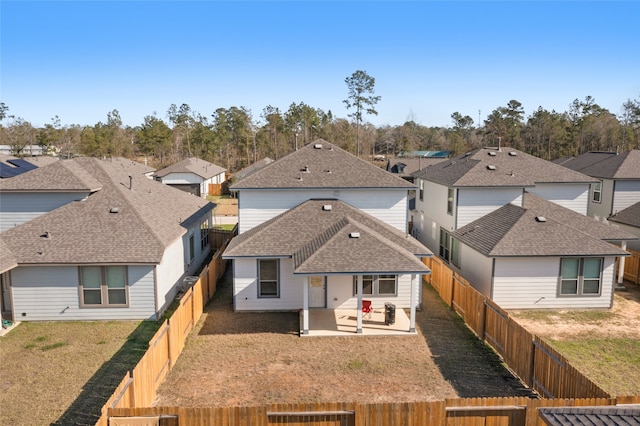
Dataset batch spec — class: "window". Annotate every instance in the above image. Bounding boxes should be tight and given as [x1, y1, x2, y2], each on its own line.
[592, 181, 602, 203]
[440, 229, 459, 266]
[447, 188, 454, 215]
[258, 259, 279, 297]
[419, 180, 424, 201]
[80, 266, 128, 307]
[189, 234, 195, 261]
[559, 258, 603, 296]
[200, 219, 210, 250]
[352, 275, 397, 296]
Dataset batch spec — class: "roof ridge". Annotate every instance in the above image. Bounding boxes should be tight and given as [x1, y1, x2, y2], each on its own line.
[292, 217, 349, 268]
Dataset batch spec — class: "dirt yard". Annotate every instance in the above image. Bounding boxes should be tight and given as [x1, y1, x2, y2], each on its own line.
[211, 196, 238, 216]
[510, 282, 640, 340]
[153, 269, 535, 407]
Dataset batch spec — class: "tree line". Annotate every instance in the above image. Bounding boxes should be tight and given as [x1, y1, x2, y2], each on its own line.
[0, 95, 638, 172]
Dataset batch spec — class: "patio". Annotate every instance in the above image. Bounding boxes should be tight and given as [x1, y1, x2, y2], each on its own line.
[301, 307, 415, 336]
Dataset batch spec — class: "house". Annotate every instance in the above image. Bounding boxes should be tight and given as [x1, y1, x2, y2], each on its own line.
[411, 147, 634, 309]
[232, 157, 274, 182]
[539, 406, 640, 426]
[386, 157, 447, 183]
[609, 201, 640, 252]
[0, 157, 215, 322]
[0, 154, 59, 179]
[553, 150, 640, 223]
[450, 192, 634, 309]
[223, 139, 432, 335]
[155, 157, 226, 198]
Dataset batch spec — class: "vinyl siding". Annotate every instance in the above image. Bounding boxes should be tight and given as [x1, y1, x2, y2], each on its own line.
[11, 265, 157, 320]
[158, 172, 203, 185]
[613, 180, 640, 215]
[614, 223, 640, 251]
[457, 243, 494, 298]
[327, 273, 418, 310]
[237, 189, 408, 233]
[457, 188, 523, 228]
[0, 192, 89, 231]
[492, 257, 615, 309]
[588, 179, 614, 221]
[155, 238, 187, 315]
[233, 258, 303, 311]
[528, 183, 590, 215]
[413, 179, 456, 253]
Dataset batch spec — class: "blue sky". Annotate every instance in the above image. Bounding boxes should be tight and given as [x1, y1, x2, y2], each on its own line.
[1, 1, 639, 129]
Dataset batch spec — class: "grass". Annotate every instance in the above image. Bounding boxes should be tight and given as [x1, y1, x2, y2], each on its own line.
[0, 320, 163, 426]
[512, 309, 616, 325]
[546, 338, 640, 397]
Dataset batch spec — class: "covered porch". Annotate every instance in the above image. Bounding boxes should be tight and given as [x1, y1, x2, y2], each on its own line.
[300, 307, 415, 336]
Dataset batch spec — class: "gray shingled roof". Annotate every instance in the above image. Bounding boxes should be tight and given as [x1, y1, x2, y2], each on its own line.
[155, 157, 226, 179]
[231, 139, 416, 190]
[0, 238, 17, 273]
[386, 157, 447, 177]
[556, 150, 640, 179]
[609, 201, 640, 228]
[0, 158, 102, 192]
[1, 157, 214, 265]
[413, 148, 596, 187]
[452, 194, 632, 257]
[538, 406, 640, 426]
[107, 157, 156, 175]
[223, 199, 431, 275]
[233, 157, 274, 181]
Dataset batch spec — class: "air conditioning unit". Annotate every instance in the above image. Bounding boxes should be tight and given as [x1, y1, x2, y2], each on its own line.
[181, 276, 199, 292]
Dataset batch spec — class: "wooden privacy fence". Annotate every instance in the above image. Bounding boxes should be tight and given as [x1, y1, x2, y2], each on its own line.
[422, 257, 611, 400]
[107, 396, 640, 426]
[96, 234, 234, 426]
[624, 248, 640, 285]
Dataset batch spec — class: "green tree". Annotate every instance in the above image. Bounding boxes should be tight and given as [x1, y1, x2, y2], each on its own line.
[136, 115, 172, 165]
[343, 70, 381, 156]
[620, 96, 640, 150]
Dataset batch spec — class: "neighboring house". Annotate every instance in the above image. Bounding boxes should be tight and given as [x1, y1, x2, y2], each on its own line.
[399, 150, 450, 158]
[0, 157, 215, 322]
[155, 157, 226, 198]
[0, 154, 59, 179]
[223, 139, 432, 334]
[410, 147, 636, 309]
[450, 192, 634, 309]
[553, 150, 640, 223]
[107, 157, 156, 179]
[386, 157, 447, 183]
[232, 157, 274, 182]
[609, 201, 640, 252]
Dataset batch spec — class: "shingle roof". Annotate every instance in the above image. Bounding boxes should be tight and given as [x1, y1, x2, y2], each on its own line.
[231, 139, 416, 190]
[0, 238, 17, 273]
[538, 406, 640, 426]
[413, 148, 596, 187]
[609, 201, 640, 228]
[0, 158, 102, 192]
[155, 157, 226, 179]
[233, 157, 274, 181]
[556, 150, 640, 179]
[1, 157, 214, 265]
[452, 193, 632, 257]
[223, 199, 431, 275]
[106, 157, 156, 175]
[386, 157, 447, 177]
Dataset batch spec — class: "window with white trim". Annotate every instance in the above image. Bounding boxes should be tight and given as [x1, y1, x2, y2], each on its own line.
[592, 181, 602, 203]
[419, 179, 424, 201]
[559, 258, 603, 296]
[440, 229, 459, 266]
[447, 188, 454, 215]
[200, 218, 210, 250]
[258, 259, 279, 297]
[352, 274, 397, 297]
[79, 266, 128, 307]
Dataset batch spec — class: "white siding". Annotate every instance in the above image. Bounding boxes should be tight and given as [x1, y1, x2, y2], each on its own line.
[0, 192, 89, 231]
[457, 188, 523, 228]
[327, 273, 418, 310]
[457, 243, 494, 298]
[158, 172, 203, 185]
[156, 238, 187, 314]
[492, 257, 615, 309]
[529, 183, 590, 215]
[413, 179, 456, 253]
[613, 180, 640, 215]
[233, 258, 303, 311]
[11, 265, 157, 321]
[238, 189, 408, 233]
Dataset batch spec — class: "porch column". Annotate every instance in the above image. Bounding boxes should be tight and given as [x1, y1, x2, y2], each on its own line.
[618, 242, 627, 287]
[409, 274, 418, 333]
[302, 276, 309, 335]
[356, 275, 363, 334]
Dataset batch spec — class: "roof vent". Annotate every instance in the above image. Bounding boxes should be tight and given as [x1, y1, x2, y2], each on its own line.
[349, 232, 361, 239]
[509, 151, 517, 156]
[535, 216, 547, 222]
[302, 165, 310, 173]
[40, 231, 51, 239]
[322, 204, 332, 211]
[488, 151, 497, 156]
[325, 169, 331, 174]
[314, 143, 323, 149]
[110, 207, 120, 213]
[487, 165, 496, 171]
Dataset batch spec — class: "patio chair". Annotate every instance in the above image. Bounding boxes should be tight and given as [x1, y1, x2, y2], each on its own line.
[362, 300, 373, 320]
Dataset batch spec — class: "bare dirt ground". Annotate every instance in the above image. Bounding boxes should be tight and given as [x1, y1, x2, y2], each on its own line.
[153, 268, 536, 407]
[212, 197, 238, 216]
[510, 282, 640, 340]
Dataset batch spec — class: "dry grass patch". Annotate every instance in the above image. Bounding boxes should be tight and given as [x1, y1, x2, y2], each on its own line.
[0, 320, 157, 426]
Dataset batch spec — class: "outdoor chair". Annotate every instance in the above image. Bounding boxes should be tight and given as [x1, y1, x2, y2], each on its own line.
[362, 300, 373, 320]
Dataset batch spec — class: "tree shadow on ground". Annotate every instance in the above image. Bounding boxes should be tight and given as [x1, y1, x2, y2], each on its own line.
[416, 283, 539, 399]
[51, 319, 165, 426]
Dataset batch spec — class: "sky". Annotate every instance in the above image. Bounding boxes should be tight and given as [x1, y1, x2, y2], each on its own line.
[1, 1, 639, 129]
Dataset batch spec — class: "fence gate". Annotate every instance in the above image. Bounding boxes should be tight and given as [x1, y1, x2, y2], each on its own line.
[267, 410, 354, 426]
